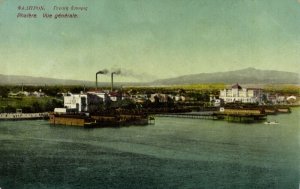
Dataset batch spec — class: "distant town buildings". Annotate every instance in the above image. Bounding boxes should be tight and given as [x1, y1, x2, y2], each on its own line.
[209, 95, 223, 107]
[49, 83, 298, 114]
[8, 90, 45, 97]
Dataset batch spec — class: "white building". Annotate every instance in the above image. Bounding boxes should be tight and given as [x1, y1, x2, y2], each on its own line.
[150, 93, 169, 103]
[63, 91, 111, 112]
[32, 91, 45, 97]
[64, 93, 88, 112]
[87, 91, 109, 103]
[174, 95, 188, 102]
[130, 94, 148, 103]
[287, 96, 297, 103]
[209, 95, 223, 107]
[219, 83, 262, 104]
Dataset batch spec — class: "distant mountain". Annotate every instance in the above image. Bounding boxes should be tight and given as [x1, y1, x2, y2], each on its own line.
[0, 74, 97, 86]
[153, 68, 300, 85]
[0, 68, 299, 86]
[0, 74, 143, 87]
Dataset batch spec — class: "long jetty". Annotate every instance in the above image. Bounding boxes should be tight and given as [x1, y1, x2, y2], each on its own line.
[156, 111, 219, 120]
[0, 113, 49, 121]
[156, 110, 267, 123]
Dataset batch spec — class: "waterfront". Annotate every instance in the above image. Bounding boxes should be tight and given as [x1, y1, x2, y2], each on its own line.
[0, 108, 299, 189]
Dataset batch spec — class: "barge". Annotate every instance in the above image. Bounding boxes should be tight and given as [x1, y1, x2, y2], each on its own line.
[262, 106, 291, 114]
[276, 107, 291, 113]
[215, 107, 267, 123]
[49, 112, 149, 128]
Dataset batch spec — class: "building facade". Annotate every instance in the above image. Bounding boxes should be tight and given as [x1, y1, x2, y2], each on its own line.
[63, 92, 110, 113]
[64, 93, 88, 112]
[219, 83, 262, 104]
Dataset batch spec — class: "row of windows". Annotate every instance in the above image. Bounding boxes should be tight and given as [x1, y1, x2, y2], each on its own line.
[222, 98, 257, 103]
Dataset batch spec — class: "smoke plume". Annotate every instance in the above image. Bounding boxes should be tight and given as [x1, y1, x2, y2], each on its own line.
[112, 69, 121, 75]
[96, 69, 108, 74]
[111, 68, 157, 82]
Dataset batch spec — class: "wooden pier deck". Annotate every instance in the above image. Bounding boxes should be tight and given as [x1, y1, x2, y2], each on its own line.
[0, 112, 49, 121]
[156, 111, 219, 120]
[155, 111, 267, 123]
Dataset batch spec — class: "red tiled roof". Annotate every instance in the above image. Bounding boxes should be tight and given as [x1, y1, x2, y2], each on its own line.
[231, 83, 242, 89]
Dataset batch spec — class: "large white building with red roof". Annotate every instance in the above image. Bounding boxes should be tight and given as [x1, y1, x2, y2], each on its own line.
[219, 83, 262, 104]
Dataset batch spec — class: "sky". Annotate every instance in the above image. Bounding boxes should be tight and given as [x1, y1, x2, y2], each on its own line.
[0, 0, 300, 82]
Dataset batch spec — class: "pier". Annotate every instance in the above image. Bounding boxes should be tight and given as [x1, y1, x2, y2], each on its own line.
[0, 113, 49, 121]
[156, 111, 219, 120]
[156, 110, 267, 123]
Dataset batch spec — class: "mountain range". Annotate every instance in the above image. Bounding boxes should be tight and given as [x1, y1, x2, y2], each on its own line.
[0, 68, 299, 86]
[153, 68, 299, 85]
[0, 74, 95, 86]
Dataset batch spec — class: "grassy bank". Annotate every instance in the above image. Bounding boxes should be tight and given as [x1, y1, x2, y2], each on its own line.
[0, 97, 63, 113]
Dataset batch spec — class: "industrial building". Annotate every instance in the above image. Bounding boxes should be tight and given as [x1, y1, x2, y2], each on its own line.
[57, 92, 109, 113]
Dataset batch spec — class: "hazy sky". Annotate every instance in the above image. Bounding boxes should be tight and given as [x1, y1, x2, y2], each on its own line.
[0, 0, 300, 82]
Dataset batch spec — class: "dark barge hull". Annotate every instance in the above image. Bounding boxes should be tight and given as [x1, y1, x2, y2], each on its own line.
[49, 113, 148, 128]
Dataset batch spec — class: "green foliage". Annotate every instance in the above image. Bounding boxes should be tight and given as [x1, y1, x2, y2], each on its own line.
[187, 92, 210, 101]
[0, 96, 63, 113]
[0, 105, 15, 113]
[264, 85, 300, 95]
[124, 83, 225, 95]
[0, 86, 9, 98]
[117, 99, 136, 109]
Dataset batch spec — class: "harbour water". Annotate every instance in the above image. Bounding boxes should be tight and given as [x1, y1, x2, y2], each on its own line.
[0, 108, 299, 189]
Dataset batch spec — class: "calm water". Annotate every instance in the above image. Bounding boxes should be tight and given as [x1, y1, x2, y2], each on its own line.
[0, 108, 299, 189]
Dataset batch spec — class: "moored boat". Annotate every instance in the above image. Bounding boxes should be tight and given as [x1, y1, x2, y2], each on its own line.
[264, 121, 279, 125]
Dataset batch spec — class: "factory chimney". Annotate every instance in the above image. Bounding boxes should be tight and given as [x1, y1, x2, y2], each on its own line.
[95, 69, 108, 90]
[111, 70, 120, 92]
[111, 72, 115, 92]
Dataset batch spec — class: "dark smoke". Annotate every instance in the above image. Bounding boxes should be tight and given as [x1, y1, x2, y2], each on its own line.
[113, 68, 157, 81]
[112, 69, 121, 75]
[96, 69, 109, 74]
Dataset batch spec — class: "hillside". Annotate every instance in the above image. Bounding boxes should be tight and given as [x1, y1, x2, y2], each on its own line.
[0, 74, 141, 87]
[153, 68, 300, 85]
[0, 74, 95, 86]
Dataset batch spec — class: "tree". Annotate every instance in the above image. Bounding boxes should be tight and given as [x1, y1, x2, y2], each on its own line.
[31, 101, 43, 113]
[5, 105, 16, 113]
[0, 87, 9, 98]
[117, 99, 136, 109]
[44, 99, 63, 111]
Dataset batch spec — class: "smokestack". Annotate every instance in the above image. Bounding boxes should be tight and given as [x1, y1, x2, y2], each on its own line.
[111, 72, 115, 92]
[111, 70, 121, 92]
[95, 69, 108, 90]
[95, 73, 98, 89]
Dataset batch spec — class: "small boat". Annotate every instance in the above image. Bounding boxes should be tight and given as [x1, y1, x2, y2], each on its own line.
[264, 121, 279, 125]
